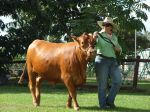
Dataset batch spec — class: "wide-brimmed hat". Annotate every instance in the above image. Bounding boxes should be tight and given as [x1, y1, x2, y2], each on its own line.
[97, 17, 117, 31]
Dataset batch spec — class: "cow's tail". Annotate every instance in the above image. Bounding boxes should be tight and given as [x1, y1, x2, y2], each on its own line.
[18, 63, 28, 84]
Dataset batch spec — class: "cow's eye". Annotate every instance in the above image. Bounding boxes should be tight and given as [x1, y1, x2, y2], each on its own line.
[81, 41, 85, 47]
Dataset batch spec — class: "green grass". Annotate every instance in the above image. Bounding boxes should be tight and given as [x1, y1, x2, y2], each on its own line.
[0, 80, 150, 112]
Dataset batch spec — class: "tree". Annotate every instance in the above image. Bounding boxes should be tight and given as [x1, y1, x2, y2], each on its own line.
[0, 0, 82, 59]
[0, 0, 150, 75]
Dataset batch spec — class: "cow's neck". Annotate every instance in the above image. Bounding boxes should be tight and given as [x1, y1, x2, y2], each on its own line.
[71, 46, 87, 85]
[76, 46, 87, 75]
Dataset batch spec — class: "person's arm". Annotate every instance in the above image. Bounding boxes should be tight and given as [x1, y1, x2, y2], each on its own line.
[110, 34, 122, 54]
[114, 38, 122, 54]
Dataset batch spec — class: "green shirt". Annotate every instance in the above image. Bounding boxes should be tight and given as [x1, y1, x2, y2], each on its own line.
[96, 31, 122, 58]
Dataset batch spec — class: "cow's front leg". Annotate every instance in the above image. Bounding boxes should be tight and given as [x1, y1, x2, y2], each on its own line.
[64, 79, 79, 111]
[66, 94, 72, 108]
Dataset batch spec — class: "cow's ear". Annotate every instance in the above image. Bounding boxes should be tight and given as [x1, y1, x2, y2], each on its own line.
[88, 33, 92, 36]
[71, 36, 79, 42]
[82, 32, 88, 36]
[82, 32, 88, 37]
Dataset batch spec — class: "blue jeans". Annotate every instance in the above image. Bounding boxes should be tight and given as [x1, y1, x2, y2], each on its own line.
[95, 55, 122, 108]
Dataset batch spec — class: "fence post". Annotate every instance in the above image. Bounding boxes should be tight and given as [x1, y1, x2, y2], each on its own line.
[133, 56, 140, 89]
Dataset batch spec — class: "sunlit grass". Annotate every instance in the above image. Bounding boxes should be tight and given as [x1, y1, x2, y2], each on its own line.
[0, 80, 150, 112]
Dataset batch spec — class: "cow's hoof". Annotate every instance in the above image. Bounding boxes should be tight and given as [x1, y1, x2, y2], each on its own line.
[18, 80, 22, 84]
[66, 104, 72, 108]
[33, 102, 39, 107]
[66, 106, 72, 109]
[66, 107, 72, 109]
[74, 106, 79, 111]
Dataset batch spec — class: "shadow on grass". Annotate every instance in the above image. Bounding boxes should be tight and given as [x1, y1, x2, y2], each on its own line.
[0, 79, 150, 96]
[0, 83, 150, 96]
[81, 106, 150, 112]
[0, 84, 69, 95]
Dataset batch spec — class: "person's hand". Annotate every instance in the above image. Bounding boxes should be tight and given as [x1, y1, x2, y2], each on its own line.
[114, 46, 121, 53]
[93, 31, 98, 40]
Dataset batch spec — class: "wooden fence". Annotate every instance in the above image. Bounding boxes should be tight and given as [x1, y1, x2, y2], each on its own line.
[121, 56, 150, 89]
[2, 56, 150, 89]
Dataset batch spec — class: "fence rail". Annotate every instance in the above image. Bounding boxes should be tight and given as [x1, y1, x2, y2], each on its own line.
[1, 56, 150, 89]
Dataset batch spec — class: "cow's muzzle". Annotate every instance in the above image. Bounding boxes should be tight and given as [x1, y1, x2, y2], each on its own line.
[86, 48, 96, 61]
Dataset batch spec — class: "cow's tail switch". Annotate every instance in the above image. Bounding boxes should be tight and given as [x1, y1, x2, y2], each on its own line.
[18, 63, 27, 84]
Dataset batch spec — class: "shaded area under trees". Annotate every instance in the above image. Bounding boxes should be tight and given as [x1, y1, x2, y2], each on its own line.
[0, 0, 150, 83]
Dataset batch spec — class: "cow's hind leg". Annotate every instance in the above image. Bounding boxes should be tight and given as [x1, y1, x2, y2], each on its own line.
[35, 76, 42, 106]
[66, 94, 72, 108]
[64, 79, 79, 110]
[28, 67, 38, 106]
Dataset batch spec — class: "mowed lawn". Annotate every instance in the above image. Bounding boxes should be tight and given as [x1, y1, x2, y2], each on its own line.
[0, 81, 150, 112]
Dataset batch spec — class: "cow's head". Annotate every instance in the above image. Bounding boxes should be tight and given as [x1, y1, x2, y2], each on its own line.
[71, 32, 96, 61]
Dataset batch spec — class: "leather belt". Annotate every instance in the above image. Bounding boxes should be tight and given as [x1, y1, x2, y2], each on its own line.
[97, 54, 115, 59]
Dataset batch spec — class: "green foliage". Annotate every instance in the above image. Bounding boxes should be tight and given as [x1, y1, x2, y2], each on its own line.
[0, 0, 82, 73]
[0, 0, 150, 74]
[92, 0, 149, 32]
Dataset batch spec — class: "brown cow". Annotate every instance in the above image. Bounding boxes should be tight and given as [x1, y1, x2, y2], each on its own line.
[18, 32, 96, 110]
